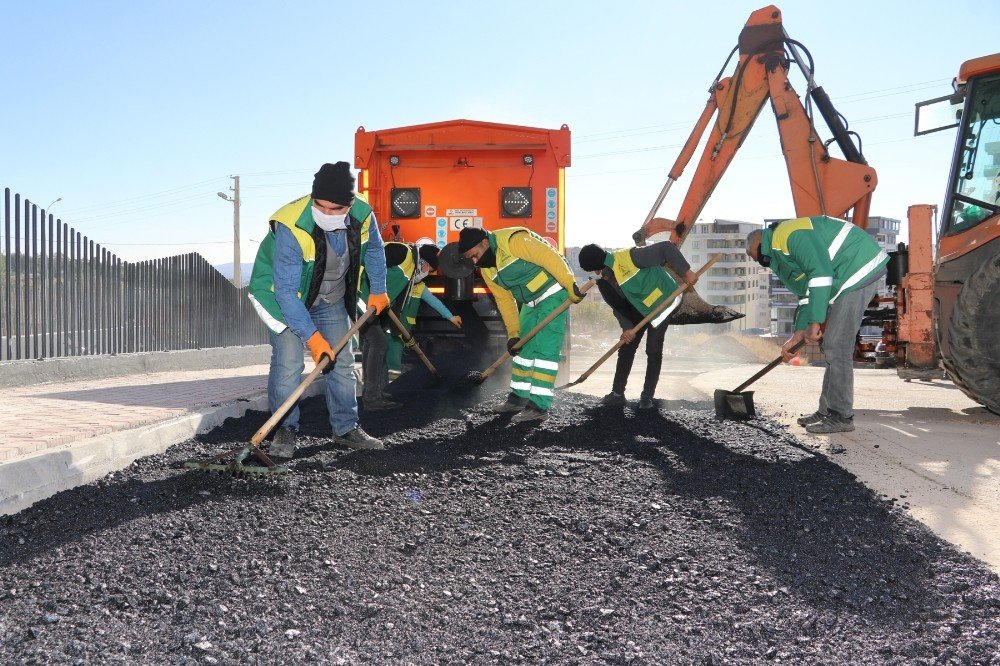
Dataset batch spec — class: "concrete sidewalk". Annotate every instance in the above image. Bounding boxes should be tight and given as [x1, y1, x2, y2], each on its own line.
[0, 363, 320, 516]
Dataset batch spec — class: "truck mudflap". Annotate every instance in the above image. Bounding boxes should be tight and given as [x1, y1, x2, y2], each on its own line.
[668, 289, 745, 325]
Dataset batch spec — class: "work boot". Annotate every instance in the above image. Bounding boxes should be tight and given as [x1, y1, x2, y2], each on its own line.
[364, 397, 402, 411]
[387, 369, 402, 381]
[637, 395, 656, 410]
[600, 391, 626, 407]
[269, 426, 296, 461]
[796, 411, 826, 426]
[510, 404, 548, 424]
[334, 427, 384, 450]
[805, 411, 855, 434]
[493, 394, 528, 414]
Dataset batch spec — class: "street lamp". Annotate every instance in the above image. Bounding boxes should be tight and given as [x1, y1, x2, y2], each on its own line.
[46, 197, 62, 211]
[217, 176, 241, 287]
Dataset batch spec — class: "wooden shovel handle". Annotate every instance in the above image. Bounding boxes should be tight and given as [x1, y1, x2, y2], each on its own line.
[732, 338, 806, 393]
[384, 308, 440, 377]
[477, 278, 597, 382]
[565, 254, 721, 388]
[250, 307, 375, 446]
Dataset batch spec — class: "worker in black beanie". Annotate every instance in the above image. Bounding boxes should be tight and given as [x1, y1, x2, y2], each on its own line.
[577, 222, 697, 410]
[312, 162, 356, 206]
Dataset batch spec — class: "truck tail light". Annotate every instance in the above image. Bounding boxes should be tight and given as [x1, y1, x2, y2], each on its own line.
[391, 188, 420, 218]
[501, 187, 532, 218]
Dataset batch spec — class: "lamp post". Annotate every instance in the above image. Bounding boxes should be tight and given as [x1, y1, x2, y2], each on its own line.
[46, 197, 62, 212]
[217, 175, 241, 287]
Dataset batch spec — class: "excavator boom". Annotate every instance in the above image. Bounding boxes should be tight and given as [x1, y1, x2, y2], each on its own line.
[633, 5, 877, 248]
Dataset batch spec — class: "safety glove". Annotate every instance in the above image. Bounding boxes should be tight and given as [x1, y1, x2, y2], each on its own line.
[506, 337, 521, 355]
[307, 331, 334, 364]
[569, 283, 585, 304]
[450, 316, 463, 328]
[367, 292, 390, 314]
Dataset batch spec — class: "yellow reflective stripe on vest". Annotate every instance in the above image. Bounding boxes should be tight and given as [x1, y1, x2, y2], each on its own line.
[642, 288, 663, 308]
[771, 217, 813, 255]
[610, 247, 641, 285]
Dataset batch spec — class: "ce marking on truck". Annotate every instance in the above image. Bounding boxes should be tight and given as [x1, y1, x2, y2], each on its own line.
[449, 217, 482, 231]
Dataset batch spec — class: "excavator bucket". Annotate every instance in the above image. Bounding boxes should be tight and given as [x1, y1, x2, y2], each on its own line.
[668, 289, 745, 325]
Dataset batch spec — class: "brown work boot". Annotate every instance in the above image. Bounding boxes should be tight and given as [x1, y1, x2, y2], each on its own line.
[334, 427, 384, 450]
[510, 405, 548, 424]
[269, 426, 296, 461]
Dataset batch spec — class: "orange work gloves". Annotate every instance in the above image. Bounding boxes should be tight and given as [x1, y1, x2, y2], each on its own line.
[367, 292, 390, 315]
[306, 331, 334, 364]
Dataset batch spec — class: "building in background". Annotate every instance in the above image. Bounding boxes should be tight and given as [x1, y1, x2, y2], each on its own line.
[682, 219, 769, 334]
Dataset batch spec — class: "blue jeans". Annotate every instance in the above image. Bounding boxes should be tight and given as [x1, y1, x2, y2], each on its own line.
[268, 299, 358, 436]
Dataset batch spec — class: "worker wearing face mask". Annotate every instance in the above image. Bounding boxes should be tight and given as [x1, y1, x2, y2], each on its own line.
[746, 216, 888, 434]
[459, 226, 585, 423]
[248, 162, 390, 459]
[357, 242, 461, 404]
[382, 243, 462, 381]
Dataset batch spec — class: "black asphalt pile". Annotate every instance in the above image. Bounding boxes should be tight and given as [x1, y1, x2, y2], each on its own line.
[2, 391, 1000, 664]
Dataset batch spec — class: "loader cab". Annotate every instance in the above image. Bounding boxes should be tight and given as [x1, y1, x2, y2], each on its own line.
[916, 55, 1000, 244]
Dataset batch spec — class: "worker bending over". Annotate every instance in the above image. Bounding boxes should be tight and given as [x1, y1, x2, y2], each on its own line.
[459, 226, 584, 423]
[357, 242, 452, 409]
[577, 221, 697, 409]
[746, 215, 888, 434]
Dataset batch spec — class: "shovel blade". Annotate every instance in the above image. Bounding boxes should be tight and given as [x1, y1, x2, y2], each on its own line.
[714, 389, 755, 420]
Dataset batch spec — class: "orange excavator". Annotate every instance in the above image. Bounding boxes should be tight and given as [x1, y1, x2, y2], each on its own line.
[631, 5, 876, 248]
[631, 4, 1000, 414]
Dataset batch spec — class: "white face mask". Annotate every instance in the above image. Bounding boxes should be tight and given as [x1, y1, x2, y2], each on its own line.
[414, 269, 430, 283]
[312, 206, 348, 231]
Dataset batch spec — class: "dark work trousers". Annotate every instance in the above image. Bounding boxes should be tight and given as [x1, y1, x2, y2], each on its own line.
[361, 317, 389, 402]
[612, 321, 667, 399]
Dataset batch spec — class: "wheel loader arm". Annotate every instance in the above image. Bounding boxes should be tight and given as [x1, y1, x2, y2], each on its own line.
[632, 5, 877, 247]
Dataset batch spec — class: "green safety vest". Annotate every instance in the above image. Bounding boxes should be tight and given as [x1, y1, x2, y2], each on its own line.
[761, 215, 888, 329]
[480, 227, 565, 305]
[607, 248, 681, 326]
[248, 193, 374, 333]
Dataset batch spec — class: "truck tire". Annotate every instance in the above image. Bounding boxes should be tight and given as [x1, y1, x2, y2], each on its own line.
[946, 253, 1000, 415]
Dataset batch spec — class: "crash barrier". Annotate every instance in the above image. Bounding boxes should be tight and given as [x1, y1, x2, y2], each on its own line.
[0, 186, 267, 361]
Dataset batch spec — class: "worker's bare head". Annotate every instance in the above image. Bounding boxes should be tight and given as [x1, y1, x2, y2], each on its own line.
[745, 229, 769, 267]
[458, 228, 492, 266]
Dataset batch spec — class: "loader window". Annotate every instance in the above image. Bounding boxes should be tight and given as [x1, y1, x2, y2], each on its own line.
[945, 73, 1000, 234]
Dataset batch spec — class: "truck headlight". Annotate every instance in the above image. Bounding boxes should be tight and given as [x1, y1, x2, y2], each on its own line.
[501, 187, 532, 218]
[391, 188, 420, 218]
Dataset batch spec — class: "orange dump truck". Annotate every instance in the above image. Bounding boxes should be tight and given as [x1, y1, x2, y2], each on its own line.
[353, 119, 572, 360]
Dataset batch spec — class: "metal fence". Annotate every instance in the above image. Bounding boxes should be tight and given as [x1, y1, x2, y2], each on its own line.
[1, 187, 267, 362]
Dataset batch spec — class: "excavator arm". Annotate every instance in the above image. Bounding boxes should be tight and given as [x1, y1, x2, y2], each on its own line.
[633, 5, 877, 247]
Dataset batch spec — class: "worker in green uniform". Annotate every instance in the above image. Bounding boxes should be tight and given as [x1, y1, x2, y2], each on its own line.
[576, 224, 698, 409]
[357, 242, 457, 407]
[746, 215, 888, 434]
[384, 243, 463, 380]
[458, 226, 584, 423]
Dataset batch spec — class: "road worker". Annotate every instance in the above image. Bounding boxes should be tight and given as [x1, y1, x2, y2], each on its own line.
[248, 162, 389, 459]
[358, 242, 460, 406]
[458, 226, 584, 423]
[382, 243, 462, 381]
[577, 220, 698, 410]
[746, 215, 888, 434]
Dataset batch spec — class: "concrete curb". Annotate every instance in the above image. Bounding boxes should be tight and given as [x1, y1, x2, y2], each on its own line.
[0, 378, 326, 517]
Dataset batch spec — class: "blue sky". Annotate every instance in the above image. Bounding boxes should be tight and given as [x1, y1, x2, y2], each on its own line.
[2, 0, 996, 266]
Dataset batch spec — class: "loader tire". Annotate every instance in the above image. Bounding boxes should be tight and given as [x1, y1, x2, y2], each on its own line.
[945, 253, 1000, 415]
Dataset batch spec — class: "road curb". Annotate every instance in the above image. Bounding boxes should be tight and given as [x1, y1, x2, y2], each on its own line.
[0, 379, 327, 517]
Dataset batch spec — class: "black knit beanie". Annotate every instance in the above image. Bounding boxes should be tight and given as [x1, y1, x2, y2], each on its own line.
[578, 244, 608, 272]
[312, 162, 355, 206]
[457, 227, 488, 253]
[418, 244, 440, 269]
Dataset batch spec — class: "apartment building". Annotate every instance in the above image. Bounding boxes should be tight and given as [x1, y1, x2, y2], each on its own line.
[682, 219, 770, 333]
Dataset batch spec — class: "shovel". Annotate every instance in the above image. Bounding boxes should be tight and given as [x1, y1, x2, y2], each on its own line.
[384, 308, 441, 380]
[184, 307, 376, 476]
[714, 339, 806, 420]
[460, 278, 597, 387]
[557, 255, 720, 390]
